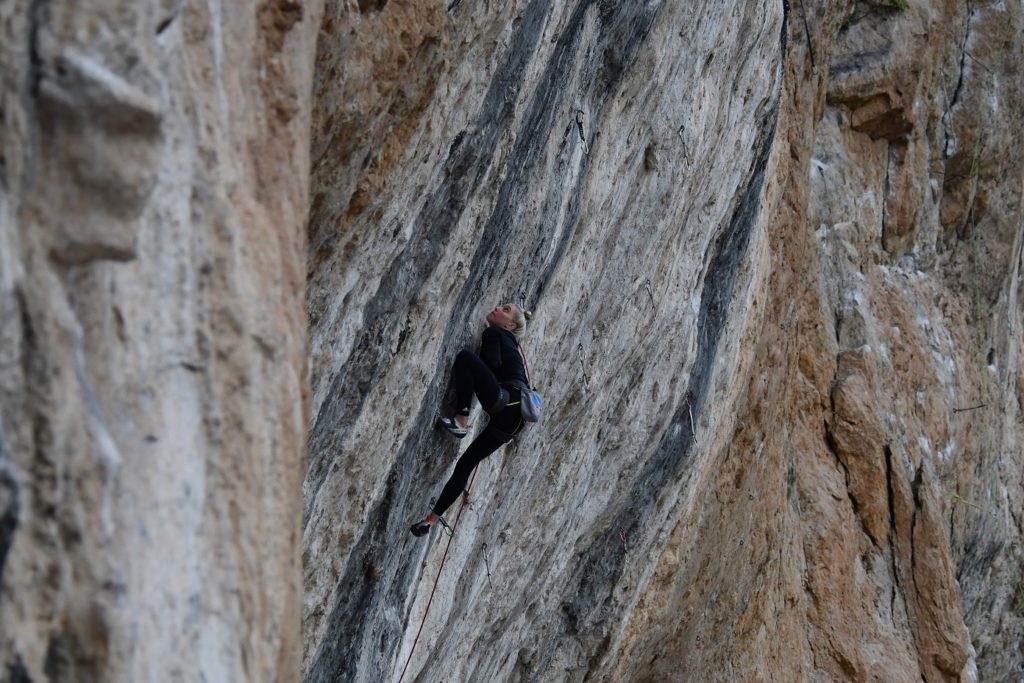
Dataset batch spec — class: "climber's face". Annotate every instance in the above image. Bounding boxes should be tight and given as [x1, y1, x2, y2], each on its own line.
[486, 303, 518, 332]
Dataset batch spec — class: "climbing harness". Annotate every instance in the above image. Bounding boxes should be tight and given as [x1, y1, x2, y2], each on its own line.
[397, 466, 482, 683]
[644, 278, 655, 307]
[484, 420, 524, 445]
[577, 343, 591, 391]
[575, 109, 590, 155]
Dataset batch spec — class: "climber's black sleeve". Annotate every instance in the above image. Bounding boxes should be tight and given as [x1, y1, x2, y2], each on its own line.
[480, 326, 503, 373]
[480, 325, 528, 385]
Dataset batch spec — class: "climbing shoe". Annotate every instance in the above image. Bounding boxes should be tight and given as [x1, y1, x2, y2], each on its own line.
[436, 416, 469, 438]
[410, 520, 431, 537]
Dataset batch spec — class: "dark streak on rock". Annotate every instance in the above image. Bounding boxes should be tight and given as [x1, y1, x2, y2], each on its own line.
[450, 0, 606, 313]
[304, 0, 548, 528]
[781, 0, 792, 62]
[6, 656, 32, 683]
[156, 15, 175, 35]
[549, 60, 781, 673]
[43, 632, 72, 680]
[827, 46, 891, 80]
[909, 466, 923, 600]
[884, 445, 902, 629]
[943, 3, 974, 159]
[304, 1, 557, 681]
[0, 426, 20, 579]
[28, 0, 50, 97]
[304, 0, 671, 679]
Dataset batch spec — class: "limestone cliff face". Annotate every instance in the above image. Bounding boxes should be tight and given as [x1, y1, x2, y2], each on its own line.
[304, 1, 1022, 682]
[0, 1, 320, 680]
[1, 0, 1021, 682]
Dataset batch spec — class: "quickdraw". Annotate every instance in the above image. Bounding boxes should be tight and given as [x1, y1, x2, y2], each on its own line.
[577, 343, 590, 390]
[685, 391, 697, 441]
[575, 109, 590, 155]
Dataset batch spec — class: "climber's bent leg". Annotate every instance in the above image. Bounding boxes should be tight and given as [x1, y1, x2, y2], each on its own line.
[452, 350, 501, 414]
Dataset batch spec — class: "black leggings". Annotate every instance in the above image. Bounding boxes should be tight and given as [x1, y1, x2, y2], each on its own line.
[452, 350, 503, 414]
[433, 352, 522, 516]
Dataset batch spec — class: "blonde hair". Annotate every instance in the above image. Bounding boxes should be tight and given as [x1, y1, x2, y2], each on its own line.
[510, 305, 532, 340]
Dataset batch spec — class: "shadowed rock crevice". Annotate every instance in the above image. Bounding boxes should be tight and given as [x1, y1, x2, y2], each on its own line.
[0, 431, 19, 578]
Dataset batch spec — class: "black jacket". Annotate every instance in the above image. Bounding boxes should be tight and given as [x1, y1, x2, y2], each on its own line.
[480, 326, 528, 386]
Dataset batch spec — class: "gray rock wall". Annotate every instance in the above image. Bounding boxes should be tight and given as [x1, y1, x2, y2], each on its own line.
[303, 0, 786, 675]
[305, 0, 1023, 681]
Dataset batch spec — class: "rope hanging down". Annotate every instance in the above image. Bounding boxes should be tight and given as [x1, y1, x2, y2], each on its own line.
[397, 465, 482, 683]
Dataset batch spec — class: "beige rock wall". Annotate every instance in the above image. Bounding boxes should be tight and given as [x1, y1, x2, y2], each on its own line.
[0, 0, 321, 680]
[621, 1, 1024, 681]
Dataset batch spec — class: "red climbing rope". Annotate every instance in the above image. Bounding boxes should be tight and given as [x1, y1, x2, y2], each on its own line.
[397, 465, 481, 683]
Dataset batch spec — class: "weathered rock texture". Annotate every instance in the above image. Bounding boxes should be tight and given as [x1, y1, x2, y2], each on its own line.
[304, 0, 1023, 682]
[0, 1, 321, 680]
[1, 0, 1020, 681]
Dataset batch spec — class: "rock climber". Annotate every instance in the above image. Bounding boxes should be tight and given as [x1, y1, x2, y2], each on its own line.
[410, 303, 533, 536]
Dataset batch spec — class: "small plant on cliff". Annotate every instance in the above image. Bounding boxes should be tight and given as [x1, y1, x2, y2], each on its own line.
[891, 0, 910, 9]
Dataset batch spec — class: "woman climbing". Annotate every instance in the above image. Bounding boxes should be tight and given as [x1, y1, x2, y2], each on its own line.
[410, 303, 533, 537]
